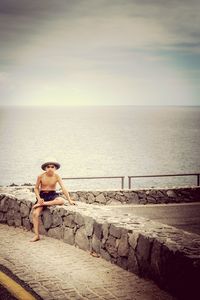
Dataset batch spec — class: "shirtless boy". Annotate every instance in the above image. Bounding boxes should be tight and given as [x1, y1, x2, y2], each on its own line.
[30, 158, 76, 242]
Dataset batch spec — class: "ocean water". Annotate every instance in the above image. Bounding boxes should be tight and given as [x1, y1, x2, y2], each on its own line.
[0, 105, 199, 190]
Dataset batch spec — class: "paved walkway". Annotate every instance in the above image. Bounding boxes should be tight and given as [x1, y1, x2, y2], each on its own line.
[0, 224, 176, 300]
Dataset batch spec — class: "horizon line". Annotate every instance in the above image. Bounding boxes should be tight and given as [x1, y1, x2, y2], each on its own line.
[0, 104, 200, 107]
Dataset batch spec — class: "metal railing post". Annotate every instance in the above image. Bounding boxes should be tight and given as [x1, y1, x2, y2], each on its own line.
[121, 177, 124, 189]
[128, 176, 131, 189]
[197, 174, 200, 186]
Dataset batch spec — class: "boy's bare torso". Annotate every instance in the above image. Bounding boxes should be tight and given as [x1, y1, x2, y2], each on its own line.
[39, 172, 59, 191]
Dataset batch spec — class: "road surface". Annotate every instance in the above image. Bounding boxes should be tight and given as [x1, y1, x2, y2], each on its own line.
[109, 202, 200, 235]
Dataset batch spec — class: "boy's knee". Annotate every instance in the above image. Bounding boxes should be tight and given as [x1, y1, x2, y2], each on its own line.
[60, 198, 65, 204]
[55, 197, 64, 204]
[33, 210, 40, 217]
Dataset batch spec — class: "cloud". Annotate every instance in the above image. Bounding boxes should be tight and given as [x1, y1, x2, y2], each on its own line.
[1, 0, 199, 51]
[0, 0, 200, 105]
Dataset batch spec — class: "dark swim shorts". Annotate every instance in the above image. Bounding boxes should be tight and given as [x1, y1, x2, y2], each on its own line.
[35, 190, 60, 203]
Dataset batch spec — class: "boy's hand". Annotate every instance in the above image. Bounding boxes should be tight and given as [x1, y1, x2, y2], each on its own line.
[69, 199, 76, 205]
[38, 198, 44, 205]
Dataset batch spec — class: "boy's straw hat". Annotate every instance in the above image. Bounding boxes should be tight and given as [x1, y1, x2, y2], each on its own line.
[41, 157, 61, 170]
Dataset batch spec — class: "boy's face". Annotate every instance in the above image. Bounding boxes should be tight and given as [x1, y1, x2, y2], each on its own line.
[45, 164, 57, 174]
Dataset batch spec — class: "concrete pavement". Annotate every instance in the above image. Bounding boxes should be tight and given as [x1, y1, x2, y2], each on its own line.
[0, 224, 176, 300]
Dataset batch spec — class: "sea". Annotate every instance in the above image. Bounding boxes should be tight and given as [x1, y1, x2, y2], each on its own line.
[0, 105, 199, 191]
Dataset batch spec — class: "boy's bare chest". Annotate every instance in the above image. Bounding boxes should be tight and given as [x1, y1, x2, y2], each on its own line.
[41, 175, 57, 186]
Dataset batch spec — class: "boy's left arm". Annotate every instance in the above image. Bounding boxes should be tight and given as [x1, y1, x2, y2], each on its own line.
[57, 175, 76, 205]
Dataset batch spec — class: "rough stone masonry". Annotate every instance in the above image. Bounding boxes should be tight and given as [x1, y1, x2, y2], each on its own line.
[0, 186, 200, 300]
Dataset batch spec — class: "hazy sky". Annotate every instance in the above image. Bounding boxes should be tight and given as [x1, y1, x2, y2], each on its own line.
[0, 0, 200, 106]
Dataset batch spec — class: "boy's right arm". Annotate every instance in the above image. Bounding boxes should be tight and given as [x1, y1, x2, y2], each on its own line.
[34, 175, 43, 204]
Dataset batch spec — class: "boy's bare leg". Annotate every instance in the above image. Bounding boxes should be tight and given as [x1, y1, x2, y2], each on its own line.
[30, 206, 43, 242]
[33, 197, 65, 209]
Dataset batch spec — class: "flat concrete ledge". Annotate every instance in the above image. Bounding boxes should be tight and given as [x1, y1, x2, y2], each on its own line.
[0, 187, 200, 300]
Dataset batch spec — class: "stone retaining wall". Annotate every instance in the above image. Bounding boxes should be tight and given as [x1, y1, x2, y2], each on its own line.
[3, 185, 200, 205]
[0, 187, 200, 300]
[70, 186, 200, 205]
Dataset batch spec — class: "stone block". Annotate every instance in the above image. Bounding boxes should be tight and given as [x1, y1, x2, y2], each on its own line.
[91, 234, 101, 253]
[94, 222, 103, 239]
[42, 209, 53, 229]
[79, 196, 86, 202]
[110, 257, 117, 264]
[38, 218, 47, 235]
[150, 239, 162, 280]
[127, 247, 140, 275]
[8, 198, 16, 209]
[136, 234, 154, 276]
[75, 227, 90, 251]
[166, 190, 177, 198]
[127, 192, 139, 204]
[52, 210, 62, 227]
[29, 210, 33, 224]
[0, 212, 6, 223]
[63, 227, 75, 245]
[13, 201, 20, 212]
[48, 227, 63, 239]
[136, 234, 153, 260]
[117, 256, 128, 270]
[22, 218, 32, 231]
[63, 214, 76, 228]
[128, 232, 139, 250]
[156, 191, 165, 198]
[74, 212, 85, 226]
[158, 244, 191, 298]
[105, 235, 118, 258]
[57, 207, 69, 216]
[109, 224, 122, 238]
[118, 232, 129, 257]
[116, 191, 123, 195]
[20, 203, 30, 217]
[95, 193, 107, 204]
[7, 219, 15, 226]
[92, 191, 100, 197]
[100, 248, 111, 261]
[0, 197, 9, 212]
[102, 222, 109, 240]
[87, 193, 95, 204]
[138, 191, 146, 199]
[84, 216, 94, 236]
[0, 194, 5, 200]
[6, 209, 14, 221]
[107, 192, 116, 198]
[71, 192, 79, 201]
[139, 198, 147, 204]
[146, 196, 157, 204]
[115, 194, 123, 201]
[14, 212, 22, 227]
[21, 199, 32, 208]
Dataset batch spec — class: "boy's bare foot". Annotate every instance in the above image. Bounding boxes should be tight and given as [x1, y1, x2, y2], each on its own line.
[70, 202, 76, 205]
[30, 235, 40, 242]
[90, 251, 100, 258]
[69, 200, 76, 205]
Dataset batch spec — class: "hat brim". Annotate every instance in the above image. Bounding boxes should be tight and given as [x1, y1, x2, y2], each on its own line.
[41, 162, 60, 170]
